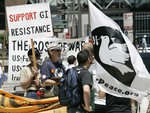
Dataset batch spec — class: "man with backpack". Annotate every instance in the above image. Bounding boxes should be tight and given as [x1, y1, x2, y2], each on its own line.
[82, 42, 106, 113]
[67, 50, 93, 113]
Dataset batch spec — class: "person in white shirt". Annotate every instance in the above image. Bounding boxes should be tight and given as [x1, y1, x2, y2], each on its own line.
[66, 55, 76, 70]
[142, 35, 147, 53]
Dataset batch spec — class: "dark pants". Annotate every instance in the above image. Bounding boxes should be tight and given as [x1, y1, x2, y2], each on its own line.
[106, 105, 131, 113]
[94, 104, 106, 113]
[67, 107, 92, 113]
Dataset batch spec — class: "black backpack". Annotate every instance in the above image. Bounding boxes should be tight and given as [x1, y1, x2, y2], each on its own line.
[59, 67, 82, 107]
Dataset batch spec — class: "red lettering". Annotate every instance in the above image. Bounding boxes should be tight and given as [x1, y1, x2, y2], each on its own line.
[9, 15, 13, 22]
[25, 13, 29, 20]
[9, 12, 37, 22]
[33, 12, 37, 19]
[21, 13, 25, 21]
[17, 14, 21, 21]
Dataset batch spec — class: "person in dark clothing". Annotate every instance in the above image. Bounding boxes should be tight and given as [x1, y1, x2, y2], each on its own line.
[41, 43, 65, 97]
[67, 50, 93, 113]
[106, 93, 132, 113]
[82, 42, 106, 113]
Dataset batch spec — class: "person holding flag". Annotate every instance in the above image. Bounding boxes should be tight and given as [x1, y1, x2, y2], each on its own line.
[20, 48, 42, 99]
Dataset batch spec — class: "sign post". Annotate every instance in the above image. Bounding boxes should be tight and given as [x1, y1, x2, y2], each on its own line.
[123, 12, 133, 43]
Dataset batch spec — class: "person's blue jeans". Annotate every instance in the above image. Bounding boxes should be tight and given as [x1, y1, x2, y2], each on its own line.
[0, 74, 7, 88]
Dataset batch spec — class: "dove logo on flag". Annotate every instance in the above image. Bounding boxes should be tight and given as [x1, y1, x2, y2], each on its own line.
[92, 26, 135, 87]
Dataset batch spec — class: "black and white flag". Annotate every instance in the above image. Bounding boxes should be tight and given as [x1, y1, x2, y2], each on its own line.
[88, 0, 150, 102]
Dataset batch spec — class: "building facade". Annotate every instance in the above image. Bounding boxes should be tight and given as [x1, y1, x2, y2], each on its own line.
[1, 0, 150, 45]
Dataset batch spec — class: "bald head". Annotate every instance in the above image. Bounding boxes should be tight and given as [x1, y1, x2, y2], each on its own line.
[82, 42, 94, 55]
[82, 42, 94, 63]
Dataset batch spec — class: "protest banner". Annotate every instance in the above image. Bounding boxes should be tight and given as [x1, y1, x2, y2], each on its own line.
[8, 37, 88, 83]
[6, 3, 53, 38]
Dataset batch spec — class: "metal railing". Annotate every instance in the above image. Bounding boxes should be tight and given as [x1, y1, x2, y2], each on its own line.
[134, 12, 150, 45]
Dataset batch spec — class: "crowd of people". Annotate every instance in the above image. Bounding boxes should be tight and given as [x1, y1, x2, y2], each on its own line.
[0, 41, 148, 113]
[18, 42, 147, 113]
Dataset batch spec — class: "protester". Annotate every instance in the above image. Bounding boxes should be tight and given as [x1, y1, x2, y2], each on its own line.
[82, 42, 94, 63]
[20, 48, 42, 99]
[142, 35, 147, 53]
[40, 43, 65, 97]
[105, 93, 132, 113]
[66, 55, 76, 70]
[82, 42, 106, 113]
[0, 60, 7, 88]
[67, 50, 93, 113]
[85, 43, 132, 113]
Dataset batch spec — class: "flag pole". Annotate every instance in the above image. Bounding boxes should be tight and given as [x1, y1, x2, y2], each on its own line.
[31, 38, 37, 68]
[88, 0, 91, 33]
[31, 39, 40, 89]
